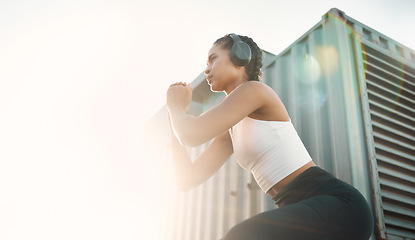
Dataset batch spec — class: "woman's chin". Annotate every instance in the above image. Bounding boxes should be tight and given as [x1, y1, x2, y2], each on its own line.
[209, 86, 220, 92]
[209, 82, 223, 92]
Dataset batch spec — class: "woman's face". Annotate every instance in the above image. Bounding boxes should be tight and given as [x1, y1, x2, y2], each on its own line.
[205, 44, 245, 94]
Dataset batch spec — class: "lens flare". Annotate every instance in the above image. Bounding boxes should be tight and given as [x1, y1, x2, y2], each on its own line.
[316, 45, 340, 76]
[295, 53, 321, 85]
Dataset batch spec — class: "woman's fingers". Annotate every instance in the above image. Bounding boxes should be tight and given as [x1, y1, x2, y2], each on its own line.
[170, 82, 189, 87]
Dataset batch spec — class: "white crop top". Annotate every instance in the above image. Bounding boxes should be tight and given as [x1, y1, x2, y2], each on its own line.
[229, 117, 312, 193]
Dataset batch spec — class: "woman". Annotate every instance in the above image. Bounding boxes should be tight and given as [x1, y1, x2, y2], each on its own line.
[166, 34, 374, 240]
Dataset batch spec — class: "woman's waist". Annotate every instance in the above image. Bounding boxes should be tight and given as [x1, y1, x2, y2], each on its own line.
[266, 160, 316, 198]
[271, 165, 356, 207]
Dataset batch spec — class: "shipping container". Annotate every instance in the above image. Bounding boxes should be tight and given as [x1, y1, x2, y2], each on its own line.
[143, 8, 415, 240]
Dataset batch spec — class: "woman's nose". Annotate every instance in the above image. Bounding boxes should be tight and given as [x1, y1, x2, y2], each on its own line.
[204, 67, 210, 76]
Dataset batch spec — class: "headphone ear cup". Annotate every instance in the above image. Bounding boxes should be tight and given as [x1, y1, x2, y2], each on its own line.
[230, 34, 252, 66]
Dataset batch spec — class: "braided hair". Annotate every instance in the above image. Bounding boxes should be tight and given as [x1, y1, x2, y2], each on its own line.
[214, 34, 264, 81]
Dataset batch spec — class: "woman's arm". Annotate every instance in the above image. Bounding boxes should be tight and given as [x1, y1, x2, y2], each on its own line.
[167, 81, 271, 147]
[169, 120, 233, 191]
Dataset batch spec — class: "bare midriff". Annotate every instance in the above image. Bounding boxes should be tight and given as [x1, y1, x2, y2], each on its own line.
[266, 160, 316, 198]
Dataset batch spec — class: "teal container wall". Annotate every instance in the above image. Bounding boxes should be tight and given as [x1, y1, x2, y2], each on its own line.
[144, 8, 415, 240]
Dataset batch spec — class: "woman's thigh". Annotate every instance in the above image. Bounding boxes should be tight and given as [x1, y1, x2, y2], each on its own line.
[223, 195, 372, 240]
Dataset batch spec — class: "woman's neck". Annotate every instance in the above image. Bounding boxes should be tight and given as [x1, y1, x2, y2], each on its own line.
[224, 77, 248, 96]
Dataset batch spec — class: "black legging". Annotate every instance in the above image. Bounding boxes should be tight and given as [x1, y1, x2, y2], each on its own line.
[223, 167, 374, 240]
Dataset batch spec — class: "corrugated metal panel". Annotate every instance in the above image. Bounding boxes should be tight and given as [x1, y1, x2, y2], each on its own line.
[144, 8, 415, 240]
[353, 30, 415, 239]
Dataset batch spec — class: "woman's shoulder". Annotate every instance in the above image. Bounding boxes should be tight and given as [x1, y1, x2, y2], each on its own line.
[234, 81, 287, 120]
[240, 80, 268, 88]
[232, 81, 278, 99]
[233, 81, 273, 93]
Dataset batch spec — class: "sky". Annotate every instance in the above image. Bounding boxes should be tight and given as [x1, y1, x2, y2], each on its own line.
[0, 0, 414, 239]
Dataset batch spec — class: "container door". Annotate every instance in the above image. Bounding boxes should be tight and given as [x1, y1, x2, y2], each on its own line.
[353, 36, 415, 240]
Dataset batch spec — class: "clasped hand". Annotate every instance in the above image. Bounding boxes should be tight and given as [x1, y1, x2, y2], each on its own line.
[166, 82, 193, 112]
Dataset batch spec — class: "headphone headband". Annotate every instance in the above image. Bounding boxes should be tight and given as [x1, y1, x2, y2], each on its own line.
[230, 34, 243, 45]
